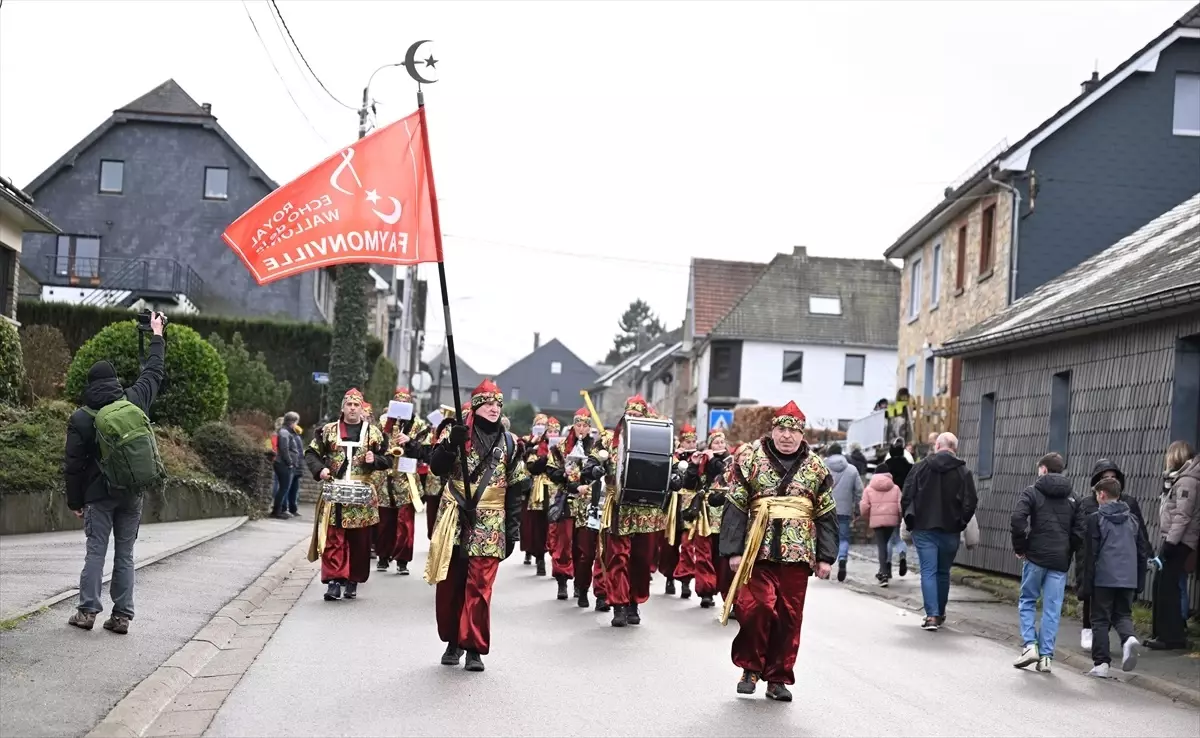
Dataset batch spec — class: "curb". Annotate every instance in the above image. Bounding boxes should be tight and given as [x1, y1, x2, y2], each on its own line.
[1, 516, 250, 624]
[840, 558, 1200, 709]
[87, 536, 316, 738]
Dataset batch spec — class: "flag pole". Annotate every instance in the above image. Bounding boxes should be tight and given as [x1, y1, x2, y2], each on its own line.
[416, 88, 473, 496]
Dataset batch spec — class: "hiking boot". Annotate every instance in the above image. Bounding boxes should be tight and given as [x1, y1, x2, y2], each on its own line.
[578, 592, 590, 608]
[898, 553, 907, 577]
[397, 562, 410, 576]
[103, 615, 130, 635]
[464, 651, 485, 672]
[1122, 637, 1140, 672]
[837, 559, 847, 582]
[765, 683, 792, 702]
[700, 596, 714, 608]
[556, 578, 568, 600]
[441, 643, 464, 666]
[377, 557, 390, 572]
[343, 581, 358, 599]
[920, 617, 939, 631]
[610, 605, 628, 627]
[665, 579, 676, 595]
[524, 553, 532, 566]
[627, 603, 642, 625]
[680, 579, 692, 599]
[535, 556, 546, 576]
[68, 610, 96, 630]
[736, 670, 760, 694]
[595, 595, 610, 612]
[1014, 643, 1039, 669]
[324, 581, 343, 601]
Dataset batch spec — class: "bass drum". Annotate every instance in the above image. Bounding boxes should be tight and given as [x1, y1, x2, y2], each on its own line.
[615, 417, 675, 508]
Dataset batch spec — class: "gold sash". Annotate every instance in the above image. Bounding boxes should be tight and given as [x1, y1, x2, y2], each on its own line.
[530, 475, 551, 508]
[307, 474, 373, 562]
[664, 489, 681, 546]
[406, 474, 425, 513]
[686, 496, 713, 541]
[423, 483, 506, 585]
[720, 495, 814, 625]
[596, 488, 619, 570]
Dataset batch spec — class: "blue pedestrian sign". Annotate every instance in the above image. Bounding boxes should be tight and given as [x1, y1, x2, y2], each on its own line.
[312, 372, 330, 385]
[708, 408, 733, 433]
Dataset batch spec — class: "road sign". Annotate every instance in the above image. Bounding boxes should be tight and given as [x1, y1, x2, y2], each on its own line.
[312, 372, 330, 385]
[708, 408, 733, 432]
[411, 370, 433, 392]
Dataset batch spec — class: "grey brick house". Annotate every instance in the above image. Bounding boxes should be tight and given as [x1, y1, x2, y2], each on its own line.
[938, 192, 1199, 606]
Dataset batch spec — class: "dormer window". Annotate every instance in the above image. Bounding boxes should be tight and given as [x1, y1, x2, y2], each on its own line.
[809, 296, 841, 315]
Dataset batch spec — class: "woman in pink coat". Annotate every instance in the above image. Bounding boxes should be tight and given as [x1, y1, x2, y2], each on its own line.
[860, 462, 903, 586]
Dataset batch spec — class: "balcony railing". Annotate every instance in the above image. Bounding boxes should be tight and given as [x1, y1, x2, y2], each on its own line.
[40, 255, 205, 308]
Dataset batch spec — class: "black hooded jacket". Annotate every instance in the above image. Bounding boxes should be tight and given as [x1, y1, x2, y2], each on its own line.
[1010, 473, 1084, 572]
[64, 337, 166, 510]
[1073, 459, 1151, 584]
[901, 451, 977, 534]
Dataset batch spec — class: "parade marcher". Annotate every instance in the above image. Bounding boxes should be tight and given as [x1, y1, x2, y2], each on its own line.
[520, 413, 553, 575]
[424, 379, 531, 672]
[717, 401, 837, 702]
[305, 388, 392, 602]
[375, 388, 431, 575]
[603, 395, 675, 627]
[422, 405, 457, 540]
[679, 428, 731, 609]
[660, 424, 699, 597]
[546, 408, 608, 608]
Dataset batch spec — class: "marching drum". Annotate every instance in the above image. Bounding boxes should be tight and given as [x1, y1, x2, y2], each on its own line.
[321, 479, 374, 506]
[615, 417, 675, 508]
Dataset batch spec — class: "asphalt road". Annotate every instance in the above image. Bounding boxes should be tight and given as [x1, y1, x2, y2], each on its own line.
[0, 518, 309, 738]
[206, 538, 1200, 738]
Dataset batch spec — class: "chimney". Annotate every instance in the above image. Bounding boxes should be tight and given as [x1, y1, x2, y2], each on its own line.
[792, 245, 807, 259]
[1080, 70, 1100, 96]
[533, 332, 540, 351]
[201, 102, 212, 114]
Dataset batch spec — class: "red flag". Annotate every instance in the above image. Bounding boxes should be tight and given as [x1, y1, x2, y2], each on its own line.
[222, 108, 438, 285]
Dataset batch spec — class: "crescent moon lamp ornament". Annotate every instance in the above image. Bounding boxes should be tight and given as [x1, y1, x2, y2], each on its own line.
[404, 40, 438, 85]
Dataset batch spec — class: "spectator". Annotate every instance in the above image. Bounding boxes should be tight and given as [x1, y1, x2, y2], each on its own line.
[861, 461, 902, 586]
[1011, 452, 1084, 673]
[271, 412, 303, 519]
[1147, 441, 1199, 651]
[847, 442, 869, 477]
[887, 440, 914, 491]
[283, 412, 305, 517]
[1080, 478, 1147, 678]
[901, 432, 978, 631]
[1076, 459, 1151, 650]
[825, 443, 863, 583]
[269, 416, 284, 501]
[65, 312, 167, 635]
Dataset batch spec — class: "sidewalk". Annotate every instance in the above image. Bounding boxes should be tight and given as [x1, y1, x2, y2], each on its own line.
[840, 543, 1200, 706]
[0, 516, 247, 622]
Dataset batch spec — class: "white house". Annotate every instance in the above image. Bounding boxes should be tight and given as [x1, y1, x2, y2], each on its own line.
[694, 246, 901, 436]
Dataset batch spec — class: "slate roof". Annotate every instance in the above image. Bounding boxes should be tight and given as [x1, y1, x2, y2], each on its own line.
[0, 176, 59, 233]
[429, 346, 484, 390]
[937, 192, 1200, 357]
[709, 253, 901, 349]
[690, 258, 767, 337]
[25, 79, 278, 194]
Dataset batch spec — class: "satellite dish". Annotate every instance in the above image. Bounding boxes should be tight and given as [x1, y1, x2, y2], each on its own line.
[411, 371, 434, 392]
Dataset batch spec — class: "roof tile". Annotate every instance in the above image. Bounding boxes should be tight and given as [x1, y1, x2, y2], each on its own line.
[691, 258, 767, 336]
[116, 79, 211, 118]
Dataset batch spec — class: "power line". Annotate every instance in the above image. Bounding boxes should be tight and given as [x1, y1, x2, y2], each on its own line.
[268, 0, 357, 111]
[240, 0, 333, 146]
[443, 233, 691, 272]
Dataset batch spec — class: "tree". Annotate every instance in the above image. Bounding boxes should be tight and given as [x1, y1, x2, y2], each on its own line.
[0, 318, 26, 407]
[604, 299, 665, 364]
[326, 265, 371, 418]
[207, 332, 291, 418]
[364, 353, 398, 416]
[505, 400, 536, 436]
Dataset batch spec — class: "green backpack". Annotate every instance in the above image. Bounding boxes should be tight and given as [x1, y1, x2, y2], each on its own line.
[83, 398, 165, 498]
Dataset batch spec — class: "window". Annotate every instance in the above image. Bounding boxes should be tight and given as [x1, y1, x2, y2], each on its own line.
[550, 361, 562, 375]
[204, 167, 229, 200]
[313, 267, 335, 318]
[980, 205, 996, 274]
[908, 258, 922, 319]
[511, 387, 520, 401]
[924, 356, 935, 398]
[55, 234, 101, 280]
[979, 392, 997, 478]
[1049, 371, 1072, 462]
[1171, 335, 1200, 449]
[955, 225, 967, 290]
[809, 296, 842, 315]
[905, 362, 916, 393]
[99, 160, 123, 194]
[782, 351, 803, 382]
[0, 246, 14, 318]
[843, 354, 865, 386]
[713, 346, 734, 380]
[930, 243, 942, 306]
[1173, 73, 1200, 136]
[549, 389, 559, 405]
[837, 419, 853, 432]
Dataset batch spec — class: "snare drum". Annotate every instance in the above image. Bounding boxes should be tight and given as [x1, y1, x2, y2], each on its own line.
[321, 480, 374, 506]
[615, 417, 675, 508]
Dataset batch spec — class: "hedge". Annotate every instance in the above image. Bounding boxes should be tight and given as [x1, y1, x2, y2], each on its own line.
[0, 318, 25, 407]
[16, 301, 383, 429]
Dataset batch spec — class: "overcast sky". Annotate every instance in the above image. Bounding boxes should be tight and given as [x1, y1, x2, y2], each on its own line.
[0, 0, 1192, 373]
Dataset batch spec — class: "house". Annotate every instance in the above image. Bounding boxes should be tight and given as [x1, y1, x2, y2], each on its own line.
[695, 246, 900, 437]
[588, 327, 683, 428]
[0, 176, 60, 323]
[427, 346, 484, 410]
[18, 79, 396, 349]
[680, 257, 767, 426]
[494, 333, 599, 422]
[937, 192, 1199, 593]
[886, 4, 1200, 406]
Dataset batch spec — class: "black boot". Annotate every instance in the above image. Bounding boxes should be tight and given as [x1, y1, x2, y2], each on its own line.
[627, 603, 642, 625]
[343, 581, 357, 599]
[680, 578, 692, 599]
[665, 578, 676, 595]
[441, 643, 464, 666]
[766, 683, 793, 702]
[898, 553, 908, 577]
[323, 581, 342, 601]
[556, 577, 568, 600]
[737, 670, 760, 694]
[595, 595, 610, 612]
[524, 553, 532, 566]
[578, 591, 590, 608]
[700, 596, 714, 608]
[535, 555, 547, 576]
[837, 559, 847, 582]
[611, 605, 628, 627]
[377, 557, 390, 571]
[464, 651, 485, 672]
[397, 561, 409, 575]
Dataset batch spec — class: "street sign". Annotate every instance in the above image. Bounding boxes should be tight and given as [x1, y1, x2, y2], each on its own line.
[312, 372, 330, 385]
[411, 370, 433, 392]
[708, 408, 733, 432]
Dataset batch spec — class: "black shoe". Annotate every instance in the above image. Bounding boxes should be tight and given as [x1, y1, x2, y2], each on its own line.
[377, 557, 390, 571]
[535, 556, 547, 576]
[441, 644, 464, 666]
[289, 509, 301, 518]
[1144, 639, 1187, 651]
[921, 617, 940, 631]
[665, 579, 676, 596]
[324, 581, 342, 601]
[556, 578, 568, 600]
[935, 615, 946, 627]
[343, 581, 357, 599]
[737, 670, 760, 694]
[700, 596, 714, 608]
[578, 592, 590, 608]
[464, 651, 485, 672]
[524, 553, 532, 566]
[397, 562, 410, 576]
[271, 511, 289, 520]
[627, 604, 642, 625]
[595, 595, 610, 612]
[611, 605, 628, 627]
[680, 580, 692, 599]
[898, 554, 907, 577]
[766, 683, 792, 702]
[837, 560, 847, 582]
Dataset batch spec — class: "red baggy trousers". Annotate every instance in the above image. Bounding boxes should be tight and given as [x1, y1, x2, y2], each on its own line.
[604, 532, 653, 606]
[520, 507, 548, 556]
[572, 526, 607, 597]
[730, 561, 811, 685]
[321, 526, 373, 584]
[549, 519, 575, 579]
[376, 505, 416, 563]
[678, 533, 718, 596]
[435, 554, 501, 655]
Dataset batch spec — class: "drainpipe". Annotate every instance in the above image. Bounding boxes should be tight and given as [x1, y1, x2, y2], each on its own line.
[988, 170, 1021, 305]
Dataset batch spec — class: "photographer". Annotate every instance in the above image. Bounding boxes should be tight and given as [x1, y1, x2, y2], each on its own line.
[65, 311, 167, 635]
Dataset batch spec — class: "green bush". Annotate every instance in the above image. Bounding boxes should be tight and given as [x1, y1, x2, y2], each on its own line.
[0, 399, 73, 494]
[364, 353, 398, 415]
[65, 321, 228, 432]
[0, 319, 25, 407]
[208, 332, 291, 417]
[326, 265, 371, 418]
[19, 324, 71, 401]
[191, 421, 271, 499]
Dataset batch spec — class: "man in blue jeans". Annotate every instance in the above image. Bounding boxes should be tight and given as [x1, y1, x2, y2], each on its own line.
[824, 444, 863, 582]
[901, 433, 977, 632]
[1010, 452, 1084, 672]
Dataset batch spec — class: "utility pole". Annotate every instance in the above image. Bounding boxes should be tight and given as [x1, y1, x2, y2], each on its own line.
[396, 265, 416, 389]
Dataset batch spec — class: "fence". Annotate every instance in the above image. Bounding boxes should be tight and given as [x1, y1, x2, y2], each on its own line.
[908, 395, 959, 443]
